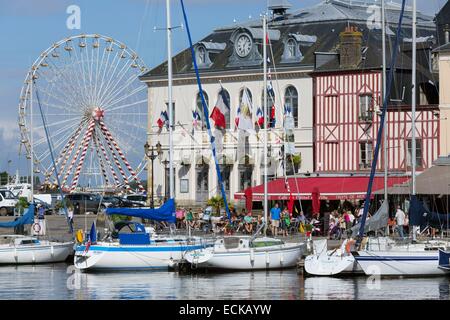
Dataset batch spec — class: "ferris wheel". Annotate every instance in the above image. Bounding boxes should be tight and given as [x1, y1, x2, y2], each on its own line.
[18, 34, 148, 193]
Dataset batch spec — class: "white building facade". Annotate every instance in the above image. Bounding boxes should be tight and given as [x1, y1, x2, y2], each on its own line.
[143, 68, 314, 206]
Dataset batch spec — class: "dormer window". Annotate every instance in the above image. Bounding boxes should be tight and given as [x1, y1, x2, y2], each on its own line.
[197, 46, 206, 64]
[193, 42, 226, 69]
[287, 38, 296, 58]
[281, 33, 316, 64]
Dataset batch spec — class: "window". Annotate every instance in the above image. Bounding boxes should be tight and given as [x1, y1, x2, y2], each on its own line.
[218, 166, 231, 194]
[196, 91, 209, 130]
[285, 86, 299, 127]
[197, 46, 206, 64]
[359, 141, 373, 169]
[239, 166, 253, 192]
[239, 88, 252, 105]
[407, 139, 423, 168]
[359, 94, 373, 121]
[261, 88, 276, 128]
[287, 38, 296, 58]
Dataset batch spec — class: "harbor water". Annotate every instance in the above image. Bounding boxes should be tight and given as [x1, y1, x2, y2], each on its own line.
[0, 263, 449, 300]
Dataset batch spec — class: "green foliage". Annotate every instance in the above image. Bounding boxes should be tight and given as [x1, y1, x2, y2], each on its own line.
[206, 196, 233, 216]
[0, 171, 8, 185]
[55, 199, 74, 211]
[15, 197, 29, 215]
[292, 154, 302, 166]
[110, 214, 132, 224]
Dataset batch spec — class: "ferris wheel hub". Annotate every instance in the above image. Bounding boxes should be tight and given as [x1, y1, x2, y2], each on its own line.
[92, 107, 105, 121]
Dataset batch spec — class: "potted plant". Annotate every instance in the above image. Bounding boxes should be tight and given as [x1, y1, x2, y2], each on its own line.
[15, 197, 29, 216]
[292, 154, 302, 173]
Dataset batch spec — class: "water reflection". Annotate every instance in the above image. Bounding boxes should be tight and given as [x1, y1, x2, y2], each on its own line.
[0, 264, 448, 300]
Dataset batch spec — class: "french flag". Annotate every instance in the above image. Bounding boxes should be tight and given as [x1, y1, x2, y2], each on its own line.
[192, 110, 201, 128]
[256, 107, 264, 127]
[157, 111, 169, 129]
[210, 88, 230, 129]
[234, 106, 240, 129]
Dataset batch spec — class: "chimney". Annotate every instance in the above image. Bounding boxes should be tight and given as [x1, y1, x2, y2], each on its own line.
[339, 26, 363, 69]
[268, 0, 292, 17]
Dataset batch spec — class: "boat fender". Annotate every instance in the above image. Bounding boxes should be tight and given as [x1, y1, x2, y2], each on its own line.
[265, 251, 270, 265]
[75, 230, 84, 243]
[345, 239, 356, 254]
[280, 252, 284, 264]
[14, 247, 18, 262]
[51, 245, 54, 258]
[250, 248, 255, 262]
[32, 251, 35, 263]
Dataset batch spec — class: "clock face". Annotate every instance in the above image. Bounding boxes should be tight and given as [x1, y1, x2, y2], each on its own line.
[235, 34, 252, 58]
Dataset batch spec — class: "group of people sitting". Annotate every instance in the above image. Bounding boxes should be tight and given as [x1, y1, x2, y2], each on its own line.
[174, 202, 309, 237]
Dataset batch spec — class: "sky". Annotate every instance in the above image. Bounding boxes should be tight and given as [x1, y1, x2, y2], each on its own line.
[0, 0, 446, 177]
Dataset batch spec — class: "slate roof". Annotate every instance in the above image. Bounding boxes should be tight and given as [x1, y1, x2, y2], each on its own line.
[140, 0, 438, 81]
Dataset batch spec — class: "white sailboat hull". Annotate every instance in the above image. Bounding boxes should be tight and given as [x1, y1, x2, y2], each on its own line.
[185, 241, 306, 270]
[0, 242, 73, 265]
[304, 253, 362, 276]
[355, 250, 446, 276]
[74, 241, 206, 271]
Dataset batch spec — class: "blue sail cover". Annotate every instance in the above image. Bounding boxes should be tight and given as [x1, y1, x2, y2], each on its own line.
[105, 198, 176, 223]
[409, 195, 449, 230]
[0, 204, 35, 228]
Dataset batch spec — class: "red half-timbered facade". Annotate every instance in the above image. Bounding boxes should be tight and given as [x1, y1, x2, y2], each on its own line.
[314, 71, 440, 173]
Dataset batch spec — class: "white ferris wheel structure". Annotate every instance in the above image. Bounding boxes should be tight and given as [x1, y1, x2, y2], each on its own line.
[18, 34, 149, 194]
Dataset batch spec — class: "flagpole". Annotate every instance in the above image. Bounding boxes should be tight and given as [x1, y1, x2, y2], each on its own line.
[263, 14, 268, 236]
[166, 0, 174, 200]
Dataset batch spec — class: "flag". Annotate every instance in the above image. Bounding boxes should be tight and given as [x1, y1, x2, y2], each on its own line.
[287, 192, 295, 218]
[256, 107, 264, 127]
[270, 104, 276, 128]
[89, 221, 97, 243]
[244, 186, 253, 214]
[192, 110, 201, 129]
[234, 106, 240, 129]
[157, 111, 169, 129]
[210, 88, 230, 129]
[237, 88, 255, 134]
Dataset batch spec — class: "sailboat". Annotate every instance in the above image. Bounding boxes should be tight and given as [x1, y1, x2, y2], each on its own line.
[73, 0, 209, 272]
[0, 62, 74, 265]
[182, 6, 306, 270]
[0, 204, 73, 264]
[353, 0, 450, 277]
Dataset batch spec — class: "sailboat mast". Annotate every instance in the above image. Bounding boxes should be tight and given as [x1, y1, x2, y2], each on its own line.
[263, 14, 268, 236]
[166, 0, 174, 200]
[382, 0, 388, 202]
[30, 74, 34, 199]
[411, 0, 418, 241]
[411, 0, 417, 196]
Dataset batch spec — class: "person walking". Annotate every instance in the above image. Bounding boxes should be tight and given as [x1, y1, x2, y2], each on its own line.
[281, 207, 291, 237]
[395, 205, 406, 239]
[270, 202, 281, 237]
[67, 205, 74, 234]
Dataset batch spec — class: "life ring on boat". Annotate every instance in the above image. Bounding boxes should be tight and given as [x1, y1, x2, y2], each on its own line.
[32, 223, 41, 233]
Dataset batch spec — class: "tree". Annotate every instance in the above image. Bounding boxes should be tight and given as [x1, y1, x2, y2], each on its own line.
[0, 172, 7, 185]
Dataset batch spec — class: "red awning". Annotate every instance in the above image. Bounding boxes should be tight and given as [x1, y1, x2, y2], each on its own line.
[234, 176, 409, 201]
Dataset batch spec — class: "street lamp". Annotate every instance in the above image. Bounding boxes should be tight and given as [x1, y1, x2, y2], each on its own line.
[144, 141, 163, 208]
[162, 159, 170, 201]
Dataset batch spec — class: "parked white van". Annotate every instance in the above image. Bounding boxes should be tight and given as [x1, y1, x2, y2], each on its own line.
[0, 189, 18, 216]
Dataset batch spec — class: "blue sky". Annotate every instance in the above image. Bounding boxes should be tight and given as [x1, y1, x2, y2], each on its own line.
[0, 0, 446, 176]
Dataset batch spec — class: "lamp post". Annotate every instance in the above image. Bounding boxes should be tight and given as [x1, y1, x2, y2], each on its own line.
[144, 141, 163, 208]
[162, 159, 170, 201]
